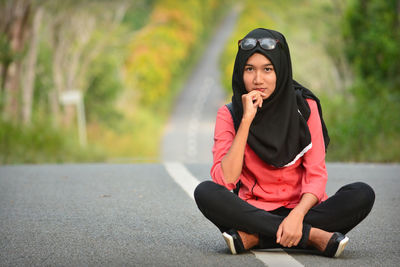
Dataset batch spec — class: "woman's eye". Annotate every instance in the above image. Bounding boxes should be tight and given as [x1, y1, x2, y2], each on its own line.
[245, 67, 253, 71]
[265, 67, 273, 72]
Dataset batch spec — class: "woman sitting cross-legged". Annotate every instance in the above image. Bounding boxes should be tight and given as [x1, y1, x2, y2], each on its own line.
[194, 28, 375, 258]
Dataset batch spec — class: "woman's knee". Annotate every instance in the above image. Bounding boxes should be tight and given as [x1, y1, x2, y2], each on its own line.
[194, 180, 220, 207]
[348, 182, 375, 210]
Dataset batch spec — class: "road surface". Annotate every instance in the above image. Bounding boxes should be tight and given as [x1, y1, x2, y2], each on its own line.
[1, 163, 399, 266]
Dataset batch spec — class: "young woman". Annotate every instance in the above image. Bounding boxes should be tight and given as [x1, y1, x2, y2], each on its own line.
[194, 28, 375, 257]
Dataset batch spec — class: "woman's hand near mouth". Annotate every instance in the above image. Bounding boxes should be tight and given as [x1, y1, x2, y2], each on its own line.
[242, 90, 266, 122]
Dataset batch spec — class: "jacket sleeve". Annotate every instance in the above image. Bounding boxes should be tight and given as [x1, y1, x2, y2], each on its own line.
[210, 106, 238, 190]
[301, 99, 328, 202]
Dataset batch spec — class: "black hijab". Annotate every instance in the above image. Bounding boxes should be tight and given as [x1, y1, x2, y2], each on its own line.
[231, 28, 314, 168]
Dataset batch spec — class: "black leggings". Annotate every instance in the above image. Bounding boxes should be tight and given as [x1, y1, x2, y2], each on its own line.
[194, 181, 375, 249]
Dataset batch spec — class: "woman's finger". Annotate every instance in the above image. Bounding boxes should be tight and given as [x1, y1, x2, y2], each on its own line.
[276, 225, 283, 243]
[294, 236, 301, 246]
[281, 231, 300, 247]
[253, 96, 261, 107]
[286, 236, 301, 248]
[251, 94, 263, 107]
[281, 234, 290, 247]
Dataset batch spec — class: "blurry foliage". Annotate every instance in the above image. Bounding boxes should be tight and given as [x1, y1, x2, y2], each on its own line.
[0, 0, 155, 164]
[84, 53, 124, 128]
[33, 40, 53, 112]
[86, 105, 163, 161]
[325, 0, 400, 161]
[82, 23, 130, 127]
[343, 0, 400, 85]
[124, 0, 225, 109]
[0, 117, 106, 163]
[122, 0, 156, 30]
[113, 0, 227, 161]
[3, 0, 397, 163]
[0, 0, 227, 164]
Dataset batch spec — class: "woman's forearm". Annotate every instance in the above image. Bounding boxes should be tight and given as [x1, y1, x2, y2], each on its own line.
[221, 118, 252, 184]
[221, 90, 264, 184]
[291, 193, 318, 217]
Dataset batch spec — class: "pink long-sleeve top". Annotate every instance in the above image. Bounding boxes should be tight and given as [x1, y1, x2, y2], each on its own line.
[211, 99, 328, 211]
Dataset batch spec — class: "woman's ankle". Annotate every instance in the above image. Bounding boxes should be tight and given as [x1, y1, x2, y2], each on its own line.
[307, 228, 334, 252]
[237, 230, 259, 250]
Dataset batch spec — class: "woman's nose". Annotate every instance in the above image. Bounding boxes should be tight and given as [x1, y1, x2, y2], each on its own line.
[254, 71, 262, 84]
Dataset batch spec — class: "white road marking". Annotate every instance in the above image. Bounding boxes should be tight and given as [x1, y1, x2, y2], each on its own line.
[252, 249, 304, 267]
[163, 162, 199, 200]
[163, 162, 304, 267]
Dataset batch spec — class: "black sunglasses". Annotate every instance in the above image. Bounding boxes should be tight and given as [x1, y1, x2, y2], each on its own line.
[238, 38, 280, 51]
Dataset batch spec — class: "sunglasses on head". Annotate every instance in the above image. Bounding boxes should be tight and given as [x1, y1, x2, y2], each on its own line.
[238, 38, 280, 51]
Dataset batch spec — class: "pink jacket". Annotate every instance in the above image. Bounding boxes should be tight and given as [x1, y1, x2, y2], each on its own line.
[211, 99, 328, 211]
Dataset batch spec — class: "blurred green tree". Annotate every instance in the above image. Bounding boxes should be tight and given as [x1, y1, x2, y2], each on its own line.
[343, 0, 400, 98]
[339, 0, 400, 161]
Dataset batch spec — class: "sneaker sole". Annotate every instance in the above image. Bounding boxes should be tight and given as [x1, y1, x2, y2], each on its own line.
[222, 232, 237, 255]
[334, 236, 349, 258]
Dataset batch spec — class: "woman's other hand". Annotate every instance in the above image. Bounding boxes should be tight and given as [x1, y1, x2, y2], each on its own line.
[276, 210, 304, 247]
[241, 90, 266, 122]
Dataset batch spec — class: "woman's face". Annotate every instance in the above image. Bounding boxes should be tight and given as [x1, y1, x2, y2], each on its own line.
[243, 53, 276, 100]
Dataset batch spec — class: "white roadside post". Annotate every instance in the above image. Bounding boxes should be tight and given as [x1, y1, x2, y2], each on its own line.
[59, 90, 87, 147]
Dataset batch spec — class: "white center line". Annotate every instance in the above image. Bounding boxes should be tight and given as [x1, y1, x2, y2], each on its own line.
[163, 161, 304, 267]
[164, 161, 199, 200]
[252, 249, 304, 267]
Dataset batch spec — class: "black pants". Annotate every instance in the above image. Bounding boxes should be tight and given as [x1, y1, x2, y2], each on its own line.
[194, 181, 375, 249]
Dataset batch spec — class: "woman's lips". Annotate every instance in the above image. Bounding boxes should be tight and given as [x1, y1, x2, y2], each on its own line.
[254, 88, 266, 92]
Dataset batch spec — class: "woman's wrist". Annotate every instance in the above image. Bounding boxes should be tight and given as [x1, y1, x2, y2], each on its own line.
[292, 193, 318, 217]
[240, 117, 253, 127]
[290, 208, 306, 218]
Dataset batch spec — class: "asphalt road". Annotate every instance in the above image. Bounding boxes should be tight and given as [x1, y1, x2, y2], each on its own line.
[1, 163, 399, 266]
